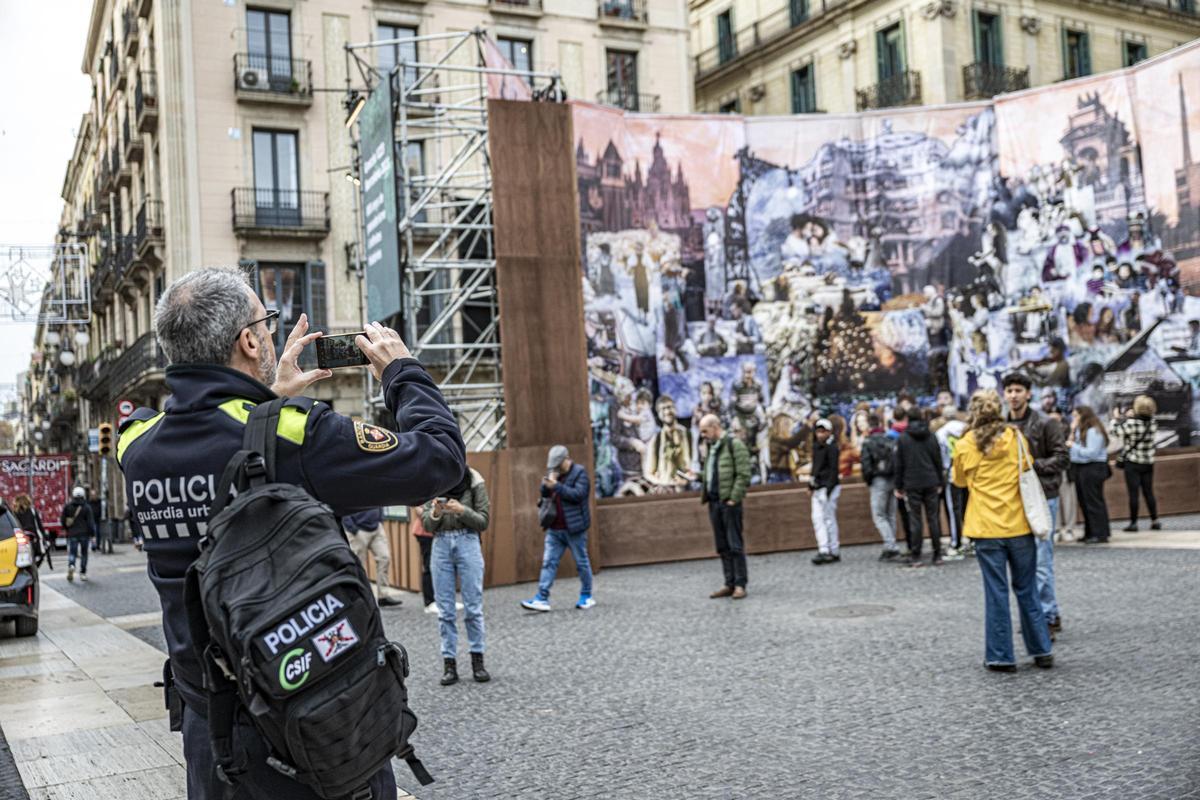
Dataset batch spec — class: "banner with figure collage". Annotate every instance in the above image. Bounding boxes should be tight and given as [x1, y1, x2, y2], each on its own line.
[575, 42, 1200, 499]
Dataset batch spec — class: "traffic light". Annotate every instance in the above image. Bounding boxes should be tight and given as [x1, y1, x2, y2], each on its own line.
[98, 422, 114, 457]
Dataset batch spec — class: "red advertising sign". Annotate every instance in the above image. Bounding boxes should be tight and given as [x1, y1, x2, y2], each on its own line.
[0, 454, 73, 536]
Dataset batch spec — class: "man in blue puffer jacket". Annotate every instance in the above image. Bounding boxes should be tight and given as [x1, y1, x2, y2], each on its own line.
[522, 445, 595, 612]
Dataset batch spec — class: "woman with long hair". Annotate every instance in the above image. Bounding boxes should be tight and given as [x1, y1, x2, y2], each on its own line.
[1069, 405, 1112, 544]
[10, 494, 50, 569]
[1117, 395, 1160, 532]
[952, 390, 1053, 671]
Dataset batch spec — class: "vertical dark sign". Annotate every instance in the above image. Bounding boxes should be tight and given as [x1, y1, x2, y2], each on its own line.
[359, 80, 401, 324]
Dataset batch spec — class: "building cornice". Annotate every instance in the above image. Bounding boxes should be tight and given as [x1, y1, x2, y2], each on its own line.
[82, 0, 110, 74]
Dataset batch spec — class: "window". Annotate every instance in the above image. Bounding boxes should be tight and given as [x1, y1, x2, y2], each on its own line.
[1124, 40, 1148, 67]
[246, 8, 292, 88]
[717, 10, 736, 64]
[719, 97, 741, 114]
[376, 23, 417, 86]
[876, 22, 905, 81]
[789, 0, 807, 27]
[973, 11, 1002, 67]
[791, 65, 816, 113]
[1063, 28, 1091, 78]
[256, 262, 326, 352]
[606, 49, 639, 110]
[252, 129, 299, 226]
[497, 37, 533, 74]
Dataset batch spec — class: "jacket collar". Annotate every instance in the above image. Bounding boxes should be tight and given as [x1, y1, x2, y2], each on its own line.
[163, 364, 277, 414]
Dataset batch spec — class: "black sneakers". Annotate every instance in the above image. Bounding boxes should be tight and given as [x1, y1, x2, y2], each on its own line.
[1035, 654, 1054, 669]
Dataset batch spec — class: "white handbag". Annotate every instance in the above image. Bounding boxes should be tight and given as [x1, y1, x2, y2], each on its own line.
[1015, 431, 1052, 540]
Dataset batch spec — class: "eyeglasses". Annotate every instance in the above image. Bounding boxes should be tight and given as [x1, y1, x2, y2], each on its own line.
[240, 308, 279, 338]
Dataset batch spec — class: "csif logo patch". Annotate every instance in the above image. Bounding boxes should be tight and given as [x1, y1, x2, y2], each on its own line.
[279, 648, 313, 691]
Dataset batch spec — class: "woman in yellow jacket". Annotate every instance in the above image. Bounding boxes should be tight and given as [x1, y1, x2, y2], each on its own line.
[953, 390, 1054, 672]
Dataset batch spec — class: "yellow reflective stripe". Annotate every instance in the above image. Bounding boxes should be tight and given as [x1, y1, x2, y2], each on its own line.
[217, 398, 308, 445]
[116, 413, 165, 464]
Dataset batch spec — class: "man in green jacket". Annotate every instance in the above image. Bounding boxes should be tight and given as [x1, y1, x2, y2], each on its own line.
[694, 414, 751, 599]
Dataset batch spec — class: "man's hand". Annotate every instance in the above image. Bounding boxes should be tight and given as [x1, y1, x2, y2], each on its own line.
[444, 498, 465, 514]
[271, 313, 332, 396]
[355, 322, 413, 381]
[725, 500, 736, 507]
[894, 489, 906, 500]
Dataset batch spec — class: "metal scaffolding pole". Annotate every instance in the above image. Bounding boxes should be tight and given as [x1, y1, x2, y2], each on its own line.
[344, 29, 562, 451]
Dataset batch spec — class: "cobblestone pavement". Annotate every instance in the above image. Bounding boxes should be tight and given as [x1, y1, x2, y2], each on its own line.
[388, 537, 1200, 800]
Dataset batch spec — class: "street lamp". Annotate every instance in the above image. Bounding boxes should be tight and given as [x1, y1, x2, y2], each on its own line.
[59, 350, 77, 367]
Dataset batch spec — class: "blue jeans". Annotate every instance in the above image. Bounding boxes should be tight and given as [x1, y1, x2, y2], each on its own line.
[975, 535, 1052, 666]
[1037, 497, 1060, 620]
[536, 528, 593, 600]
[67, 535, 89, 574]
[431, 531, 486, 659]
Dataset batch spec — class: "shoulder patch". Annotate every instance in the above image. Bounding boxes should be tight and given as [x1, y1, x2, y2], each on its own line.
[354, 421, 398, 453]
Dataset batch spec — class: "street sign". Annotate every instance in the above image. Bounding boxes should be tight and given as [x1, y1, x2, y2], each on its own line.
[117, 398, 134, 426]
[88, 428, 99, 453]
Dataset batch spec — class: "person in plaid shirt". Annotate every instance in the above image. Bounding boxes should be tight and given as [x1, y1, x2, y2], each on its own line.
[1116, 395, 1160, 532]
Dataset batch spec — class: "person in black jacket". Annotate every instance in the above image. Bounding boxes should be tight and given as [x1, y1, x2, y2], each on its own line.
[860, 414, 901, 560]
[809, 419, 842, 565]
[60, 487, 95, 582]
[12, 494, 51, 570]
[894, 410, 946, 566]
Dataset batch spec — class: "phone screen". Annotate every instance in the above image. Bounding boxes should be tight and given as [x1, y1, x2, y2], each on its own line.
[315, 333, 370, 369]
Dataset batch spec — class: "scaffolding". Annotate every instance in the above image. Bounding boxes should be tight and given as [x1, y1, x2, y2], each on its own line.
[345, 29, 563, 450]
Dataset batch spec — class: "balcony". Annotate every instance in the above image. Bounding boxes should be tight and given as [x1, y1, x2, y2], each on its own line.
[136, 0, 151, 18]
[233, 53, 313, 105]
[91, 249, 116, 302]
[135, 71, 158, 132]
[594, 89, 661, 112]
[114, 147, 132, 189]
[98, 154, 115, 194]
[695, 1, 847, 80]
[123, 8, 138, 57]
[962, 62, 1030, 100]
[598, 0, 647, 27]
[490, 0, 542, 16]
[856, 70, 922, 111]
[135, 199, 163, 263]
[123, 115, 143, 163]
[82, 332, 167, 404]
[231, 188, 329, 238]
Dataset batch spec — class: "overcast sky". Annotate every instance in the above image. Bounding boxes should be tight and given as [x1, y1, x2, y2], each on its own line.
[0, 0, 93, 389]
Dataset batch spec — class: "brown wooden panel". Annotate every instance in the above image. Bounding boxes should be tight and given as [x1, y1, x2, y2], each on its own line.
[1100, 452, 1200, 519]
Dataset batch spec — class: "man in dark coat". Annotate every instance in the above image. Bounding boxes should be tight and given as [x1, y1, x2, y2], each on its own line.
[60, 486, 95, 582]
[894, 412, 946, 566]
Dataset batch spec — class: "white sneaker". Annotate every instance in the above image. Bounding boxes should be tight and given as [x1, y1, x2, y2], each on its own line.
[521, 597, 551, 612]
[80, 574, 88, 582]
[424, 603, 438, 614]
[1061, 531, 1076, 542]
[456, 601, 464, 611]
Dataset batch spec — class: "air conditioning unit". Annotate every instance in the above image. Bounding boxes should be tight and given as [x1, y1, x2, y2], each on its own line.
[238, 67, 269, 90]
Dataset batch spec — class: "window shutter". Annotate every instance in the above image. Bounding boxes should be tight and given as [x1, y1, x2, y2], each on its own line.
[307, 260, 327, 332]
[1061, 26, 1069, 78]
[876, 28, 887, 81]
[1081, 32, 1091, 76]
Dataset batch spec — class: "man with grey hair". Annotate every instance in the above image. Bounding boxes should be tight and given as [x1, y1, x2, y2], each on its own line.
[116, 266, 466, 800]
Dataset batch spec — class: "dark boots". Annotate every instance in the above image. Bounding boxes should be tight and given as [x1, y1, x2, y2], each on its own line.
[471, 652, 490, 683]
[440, 658, 458, 686]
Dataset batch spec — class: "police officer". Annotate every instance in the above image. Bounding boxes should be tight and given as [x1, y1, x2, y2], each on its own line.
[116, 267, 466, 800]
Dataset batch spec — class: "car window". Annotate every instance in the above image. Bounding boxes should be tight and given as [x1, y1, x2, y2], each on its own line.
[0, 511, 14, 541]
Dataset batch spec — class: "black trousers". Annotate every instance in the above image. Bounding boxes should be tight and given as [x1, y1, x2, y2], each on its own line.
[708, 502, 748, 588]
[417, 535, 435, 607]
[1075, 462, 1111, 541]
[896, 496, 912, 547]
[905, 487, 943, 558]
[1122, 462, 1158, 523]
[948, 485, 969, 549]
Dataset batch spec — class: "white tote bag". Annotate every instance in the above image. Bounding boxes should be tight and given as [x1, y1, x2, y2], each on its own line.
[1015, 431, 1052, 540]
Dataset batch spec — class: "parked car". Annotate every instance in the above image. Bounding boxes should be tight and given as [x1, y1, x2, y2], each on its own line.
[0, 504, 39, 637]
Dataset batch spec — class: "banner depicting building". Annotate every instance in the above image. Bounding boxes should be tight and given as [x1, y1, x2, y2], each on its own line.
[573, 42, 1200, 499]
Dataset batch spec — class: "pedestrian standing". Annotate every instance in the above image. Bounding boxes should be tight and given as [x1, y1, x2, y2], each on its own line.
[888, 407, 914, 554]
[860, 413, 901, 560]
[343, 508, 402, 607]
[936, 413, 969, 559]
[11, 494, 51, 570]
[692, 414, 751, 598]
[894, 409, 946, 566]
[424, 469, 490, 685]
[1002, 373, 1068, 634]
[87, 488, 104, 553]
[1069, 406, 1112, 544]
[522, 446, 595, 611]
[410, 506, 437, 613]
[1116, 395, 1160, 531]
[809, 419, 842, 565]
[952, 390, 1053, 672]
[60, 487, 95, 583]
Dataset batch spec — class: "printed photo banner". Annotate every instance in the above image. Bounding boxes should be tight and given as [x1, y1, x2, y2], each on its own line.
[573, 41, 1200, 499]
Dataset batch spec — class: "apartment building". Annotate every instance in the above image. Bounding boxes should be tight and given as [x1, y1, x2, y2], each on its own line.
[33, 0, 691, 503]
[690, 0, 1200, 115]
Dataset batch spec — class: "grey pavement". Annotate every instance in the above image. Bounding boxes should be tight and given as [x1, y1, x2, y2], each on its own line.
[6, 526, 1200, 799]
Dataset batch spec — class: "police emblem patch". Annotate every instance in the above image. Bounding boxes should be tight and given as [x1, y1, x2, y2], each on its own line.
[313, 618, 360, 662]
[354, 421, 398, 453]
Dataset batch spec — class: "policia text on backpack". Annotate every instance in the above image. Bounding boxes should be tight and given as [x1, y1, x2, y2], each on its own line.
[184, 399, 432, 798]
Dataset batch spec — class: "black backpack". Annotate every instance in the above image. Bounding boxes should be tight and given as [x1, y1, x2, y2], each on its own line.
[184, 399, 432, 798]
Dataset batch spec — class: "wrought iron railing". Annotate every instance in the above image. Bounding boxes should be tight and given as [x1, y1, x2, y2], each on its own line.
[231, 188, 330, 234]
[856, 70, 922, 111]
[135, 70, 157, 127]
[594, 90, 660, 112]
[123, 7, 138, 54]
[963, 62, 1030, 99]
[695, 0, 847, 77]
[491, 0, 542, 9]
[233, 53, 313, 98]
[598, 0, 648, 23]
[136, 199, 163, 248]
[85, 332, 166, 403]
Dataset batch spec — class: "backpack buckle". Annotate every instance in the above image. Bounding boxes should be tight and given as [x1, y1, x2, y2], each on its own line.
[350, 788, 373, 800]
[244, 454, 267, 481]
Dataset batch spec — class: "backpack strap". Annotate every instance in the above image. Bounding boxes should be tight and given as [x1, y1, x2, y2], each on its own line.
[244, 398, 287, 481]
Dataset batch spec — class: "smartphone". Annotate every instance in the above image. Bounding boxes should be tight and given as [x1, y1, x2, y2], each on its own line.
[315, 333, 369, 369]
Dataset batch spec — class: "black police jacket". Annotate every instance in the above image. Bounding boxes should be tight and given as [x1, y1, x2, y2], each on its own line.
[116, 358, 466, 713]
